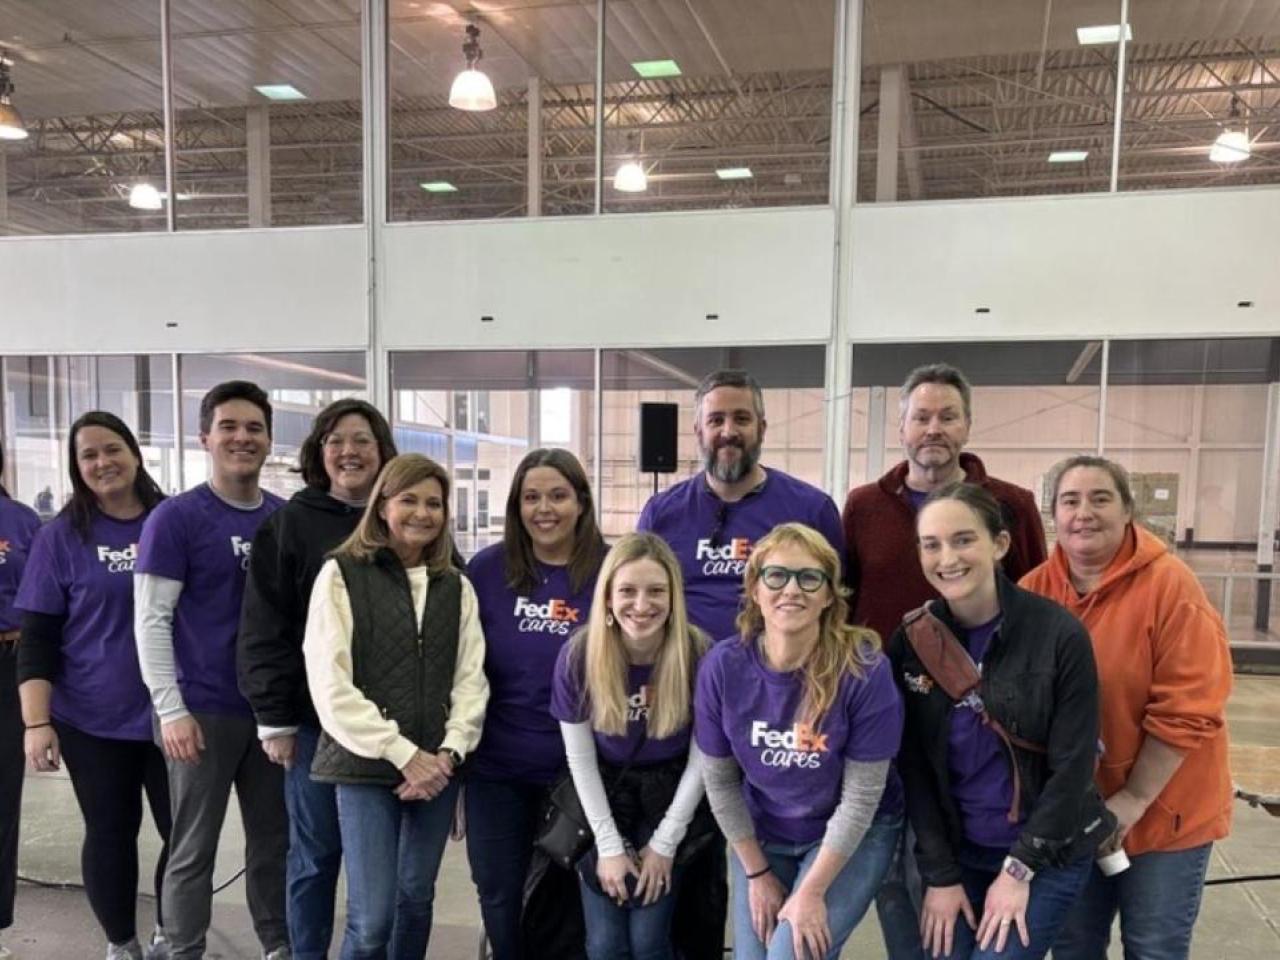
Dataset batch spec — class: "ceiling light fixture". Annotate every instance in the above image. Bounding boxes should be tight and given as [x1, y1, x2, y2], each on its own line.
[631, 59, 682, 79]
[254, 83, 308, 102]
[1210, 96, 1250, 163]
[1076, 24, 1132, 45]
[613, 133, 648, 192]
[1048, 150, 1089, 163]
[420, 181, 458, 193]
[449, 24, 497, 112]
[716, 167, 753, 180]
[0, 50, 29, 141]
[128, 182, 163, 210]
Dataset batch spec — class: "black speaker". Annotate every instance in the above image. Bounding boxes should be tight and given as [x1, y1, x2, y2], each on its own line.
[639, 402, 679, 473]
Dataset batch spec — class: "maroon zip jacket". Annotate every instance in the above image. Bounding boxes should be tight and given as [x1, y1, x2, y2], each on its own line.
[841, 452, 1047, 642]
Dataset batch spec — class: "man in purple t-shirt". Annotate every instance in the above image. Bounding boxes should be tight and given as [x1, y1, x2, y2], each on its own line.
[637, 369, 845, 644]
[134, 382, 288, 960]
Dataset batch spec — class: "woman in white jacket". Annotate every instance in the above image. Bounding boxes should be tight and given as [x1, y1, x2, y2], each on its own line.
[304, 454, 488, 960]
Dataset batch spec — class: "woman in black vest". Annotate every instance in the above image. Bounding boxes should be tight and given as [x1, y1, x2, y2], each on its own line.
[304, 454, 489, 960]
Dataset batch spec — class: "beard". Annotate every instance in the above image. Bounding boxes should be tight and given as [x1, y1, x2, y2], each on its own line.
[702, 437, 761, 484]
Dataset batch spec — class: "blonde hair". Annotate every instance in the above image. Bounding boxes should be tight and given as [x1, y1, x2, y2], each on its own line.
[735, 522, 880, 729]
[333, 454, 455, 573]
[569, 533, 707, 739]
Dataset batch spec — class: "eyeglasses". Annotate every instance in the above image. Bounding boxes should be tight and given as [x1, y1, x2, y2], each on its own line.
[758, 566, 829, 593]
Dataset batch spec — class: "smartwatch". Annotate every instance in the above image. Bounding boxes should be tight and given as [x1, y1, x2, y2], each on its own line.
[1002, 856, 1035, 883]
[443, 748, 464, 770]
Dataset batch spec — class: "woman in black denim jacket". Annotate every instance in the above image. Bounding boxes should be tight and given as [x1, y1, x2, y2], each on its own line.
[885, 483, 1113, 960]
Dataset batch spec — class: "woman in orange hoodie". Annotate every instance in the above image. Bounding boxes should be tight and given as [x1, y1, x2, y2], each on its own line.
[1020, 455, 1231, 960]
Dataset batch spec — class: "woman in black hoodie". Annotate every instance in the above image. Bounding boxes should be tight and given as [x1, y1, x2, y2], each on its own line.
[237, 398, 397, 960]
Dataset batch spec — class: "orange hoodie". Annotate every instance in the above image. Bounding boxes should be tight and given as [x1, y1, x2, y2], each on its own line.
[1020, 524, 1232, 856]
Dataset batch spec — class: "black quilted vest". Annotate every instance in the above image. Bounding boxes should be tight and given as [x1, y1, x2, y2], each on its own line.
[310, 551, 461, 786]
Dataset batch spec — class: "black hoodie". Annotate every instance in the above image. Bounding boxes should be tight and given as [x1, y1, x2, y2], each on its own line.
[237, 485, 365, 729]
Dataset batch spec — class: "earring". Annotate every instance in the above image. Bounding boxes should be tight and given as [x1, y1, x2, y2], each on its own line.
[605, 612, 615, 628]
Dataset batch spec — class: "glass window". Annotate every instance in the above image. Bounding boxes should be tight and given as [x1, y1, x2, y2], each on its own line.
[0, 2, 164, 235]
[1119, 3, 1280, 191]
[848, 342, 1104, 529]
[1103, 338, 1279, 641]
[600, 345, 827, 537]
[602, 0, 835, 213]
[388, 1, 598, 221]
[858, 0, 1122, 201]
[179, 351, 367, 495]
[390, 350, 596, 557]
[170, 1, 364, 230]
[1, 355, 177, 508]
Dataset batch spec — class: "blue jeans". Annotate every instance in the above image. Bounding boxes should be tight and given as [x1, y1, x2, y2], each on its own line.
[579, 871, 678, 960]
[730, 815, 901, 960]
[875, 823, 926, 960]
[336, 780, 458, 960]
[286, 724, 342, 960]
[464, 778, 547, 960]
[1051, 843, 1212, 960]
[943, 842, 1091, 960]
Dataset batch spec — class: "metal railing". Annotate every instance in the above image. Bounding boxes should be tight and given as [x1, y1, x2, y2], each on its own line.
[1194, 571, 1280, 640]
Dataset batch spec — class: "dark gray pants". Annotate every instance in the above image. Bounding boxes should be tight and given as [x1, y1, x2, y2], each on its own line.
[158, 711, 288, 959]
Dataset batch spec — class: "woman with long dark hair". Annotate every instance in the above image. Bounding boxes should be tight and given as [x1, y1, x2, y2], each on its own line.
[238, 397, 397, 960]
[464, 448, 607, 959]
[0, 439, 41, 960]
[304, 454, 488, 958]
[15, 412, 172, 960]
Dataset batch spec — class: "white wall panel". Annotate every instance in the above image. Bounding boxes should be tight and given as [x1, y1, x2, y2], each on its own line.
[848, 188, 1280, 341]
[0, 227, 367, 353]
[381, 208, 836, 349]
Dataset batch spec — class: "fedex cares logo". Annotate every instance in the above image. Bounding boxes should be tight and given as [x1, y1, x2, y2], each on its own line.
[96, 543, 138, 573]
[695, 538, 752, 577]
[750, 720, 829, 770]
[514, 596, 581, 636]
[627, 685, 650, 722]
[231, 535, 252, 571]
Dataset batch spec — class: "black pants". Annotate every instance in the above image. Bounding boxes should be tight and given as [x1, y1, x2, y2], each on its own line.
[56, 719, 172, 945]
[0, 643, 22, 931]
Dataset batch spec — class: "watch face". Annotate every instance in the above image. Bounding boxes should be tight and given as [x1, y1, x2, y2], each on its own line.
[1004, 858, 1030, 882]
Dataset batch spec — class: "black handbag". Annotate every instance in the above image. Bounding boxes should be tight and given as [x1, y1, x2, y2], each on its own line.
[535, 734, 646, 870]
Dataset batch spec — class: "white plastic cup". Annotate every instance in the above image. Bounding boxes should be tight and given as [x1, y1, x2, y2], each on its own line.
[1097, 848, 1131, 877]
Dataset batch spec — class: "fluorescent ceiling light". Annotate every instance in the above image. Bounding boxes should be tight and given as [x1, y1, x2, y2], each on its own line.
[1076, 24, 1132, 45]
[631, 59, 681, 79]
[1209, 129, 1250, 163]
[420, 181, 458, 193]
[716, 167, 753, 180]
[1048, 150, 1089, 163]
[613, 161, 648, 192]
[128, 183, 163, 210]
[254, 83, 307, 101]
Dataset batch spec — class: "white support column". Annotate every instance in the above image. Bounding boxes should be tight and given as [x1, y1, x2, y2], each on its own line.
[1096, 339, 1110, 454]
[527, 76, 542, 217]
[822, 0, 862, 502]
[867, 386, 887, 480]
[1186, 384, 1204, 543]
[247, 105, 272, 227]
[0, 150, 8, 227]
[362, 0, 389, 412]
[1256, 380, 1280, 630]
[875, 65, 903, 203]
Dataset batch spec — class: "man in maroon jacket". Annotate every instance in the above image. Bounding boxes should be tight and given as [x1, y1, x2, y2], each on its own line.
[842, 362, 1047, 960]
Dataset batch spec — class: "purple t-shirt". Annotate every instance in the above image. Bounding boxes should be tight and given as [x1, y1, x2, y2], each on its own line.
[135, 484, 283, 715]
[948, 615, 1023, 849]
[550, 642, 690, 767]
[906, 487, 929, 512]
[637, 469, 845, 643]
[694, 635, 904, 845]
[466, 544, 600, 784]
[0, 496, 41, 632]
[15, 511, 154, 740]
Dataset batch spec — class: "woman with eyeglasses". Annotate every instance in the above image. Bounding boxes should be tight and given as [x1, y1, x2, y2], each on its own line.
[464, 448, 607, 959]
[695, 522, 904, 960]
[0, 439, 41, 960]
[237, 398, 398, 960]
[15, 412, 172, 960]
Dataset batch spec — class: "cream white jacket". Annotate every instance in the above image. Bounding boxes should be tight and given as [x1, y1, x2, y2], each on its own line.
[303, 558, 489, 772]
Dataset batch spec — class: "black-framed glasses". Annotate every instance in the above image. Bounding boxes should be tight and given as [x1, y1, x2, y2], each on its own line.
[759, 566, 829, 593]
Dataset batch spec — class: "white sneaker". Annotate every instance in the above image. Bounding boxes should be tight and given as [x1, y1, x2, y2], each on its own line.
[143, 928, 171, 960]
[0, 942, 14, 959]
[262, 948, 292, 960]
[106, 940, 143, 960]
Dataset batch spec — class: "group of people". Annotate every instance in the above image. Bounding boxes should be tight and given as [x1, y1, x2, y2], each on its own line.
[0, 363, 1232, 960]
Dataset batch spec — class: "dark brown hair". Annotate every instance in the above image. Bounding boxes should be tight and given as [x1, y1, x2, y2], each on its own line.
[503, 448, 605, 594]
[296, 398, 397, 490]
[1050, 455, 1135, 513]
[921, 482, 1008, 540]
[64, 411, 166, 542]
[199, 380, 273, 436]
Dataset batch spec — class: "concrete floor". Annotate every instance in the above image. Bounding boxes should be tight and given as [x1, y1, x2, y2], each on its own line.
[7, 677, 1280, 959]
